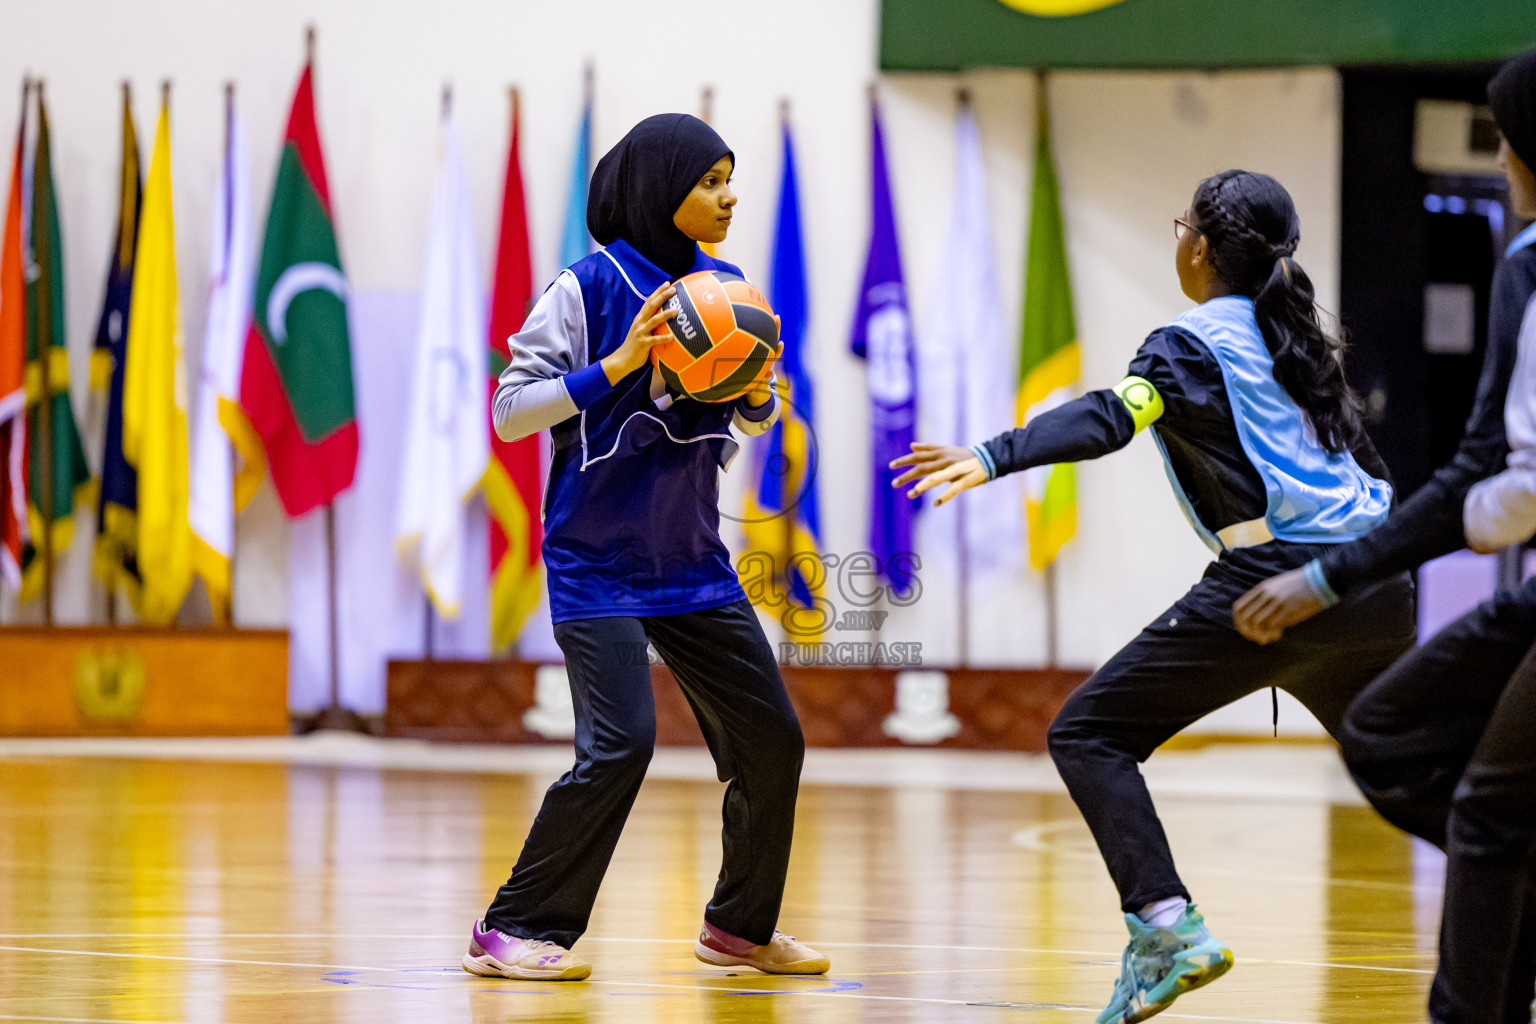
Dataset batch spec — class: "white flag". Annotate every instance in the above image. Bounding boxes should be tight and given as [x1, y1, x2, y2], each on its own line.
[918, 103, 1022, 571]
[189, 100, 253, 621]
[395, 112, 489, 618]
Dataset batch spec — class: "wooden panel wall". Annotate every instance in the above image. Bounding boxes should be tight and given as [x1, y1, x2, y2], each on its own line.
[385, 659, 1089, 752]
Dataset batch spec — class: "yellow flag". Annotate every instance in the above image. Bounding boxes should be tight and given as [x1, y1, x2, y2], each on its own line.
[122, 99, 192, 624]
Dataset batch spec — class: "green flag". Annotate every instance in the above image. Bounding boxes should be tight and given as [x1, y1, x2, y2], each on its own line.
[1017, 81, 1078, 571]
[21, 86, 93, 603]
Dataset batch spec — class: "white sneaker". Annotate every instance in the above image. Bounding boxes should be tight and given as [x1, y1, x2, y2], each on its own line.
[694, 920, 830, 975]
[462, 919, 591, 981]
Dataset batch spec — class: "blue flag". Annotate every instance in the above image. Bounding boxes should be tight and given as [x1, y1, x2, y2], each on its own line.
[558, 93, 592, 271]
[743, 120, 823, 637]
[93, 89, 143, 611]
[849, 96, 918, 590]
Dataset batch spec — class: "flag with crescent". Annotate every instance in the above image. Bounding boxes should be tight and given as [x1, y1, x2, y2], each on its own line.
[229, 59, 358, 518]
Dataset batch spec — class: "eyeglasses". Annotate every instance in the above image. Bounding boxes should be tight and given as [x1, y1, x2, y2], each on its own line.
[1174, 216, 1201, 241]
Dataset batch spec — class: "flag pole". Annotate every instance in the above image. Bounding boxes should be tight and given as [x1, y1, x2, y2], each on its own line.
[866, 78, 892, 665]
[103, 78, 133, 629]
[1035, 68, 1060, 670]
[34, 79, 55, 627]
[954, 86, 972, 669]
[700, 85, 714, 125]
[312, 502, 368, 731]
[302, 24, 365, 734]
[223, 79, 237, 628]
[419, 80, 452, 662]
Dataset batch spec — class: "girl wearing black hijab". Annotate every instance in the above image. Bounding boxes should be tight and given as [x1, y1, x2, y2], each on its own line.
[464, 114, 828, 981]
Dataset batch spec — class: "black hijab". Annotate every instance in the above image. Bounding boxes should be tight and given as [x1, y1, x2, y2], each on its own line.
[1490, 49, 1536, 174]
[587, 113, 733, 277]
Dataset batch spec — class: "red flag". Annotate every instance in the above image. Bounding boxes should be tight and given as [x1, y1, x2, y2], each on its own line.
[227, 62, 358, 518]
[0, 92, 27, 589]
[485, 90, 543, 652]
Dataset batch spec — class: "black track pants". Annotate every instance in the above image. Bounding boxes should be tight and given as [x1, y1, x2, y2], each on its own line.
[484, 600, 804, 948]
[1342, 578, 1536, 1024]
[1048, 558, 1414, 913]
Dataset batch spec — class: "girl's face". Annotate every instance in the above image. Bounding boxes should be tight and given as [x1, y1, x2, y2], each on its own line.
[672, 158, 736, 245]
[1498, 137, 1536, 219]
[1174, 205, 1219, 303]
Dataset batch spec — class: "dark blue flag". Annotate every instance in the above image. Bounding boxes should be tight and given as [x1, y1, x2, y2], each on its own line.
[93, 87, 142, 611]
[743, 118, 824, 635]
[849, 95, 917, 591]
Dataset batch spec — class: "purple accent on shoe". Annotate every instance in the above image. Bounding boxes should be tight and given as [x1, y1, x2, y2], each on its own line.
[702, 920, 757, 957]
[471, 920, 519, 962]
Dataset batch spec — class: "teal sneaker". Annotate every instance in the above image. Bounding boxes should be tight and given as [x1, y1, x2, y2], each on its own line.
[1094, 904, 1233, 1024]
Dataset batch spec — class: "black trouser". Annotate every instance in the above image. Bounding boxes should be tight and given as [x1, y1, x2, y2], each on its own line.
[484, 599, 805, 949]
[1047, 556, 1414, 914]
[1341, 577, 1536, 1024]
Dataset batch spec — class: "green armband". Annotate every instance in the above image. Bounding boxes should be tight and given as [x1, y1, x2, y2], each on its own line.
[1112, 376, 1165, 433]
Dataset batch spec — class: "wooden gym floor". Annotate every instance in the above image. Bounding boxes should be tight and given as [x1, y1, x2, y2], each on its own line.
[0, 737, 1436, 1023]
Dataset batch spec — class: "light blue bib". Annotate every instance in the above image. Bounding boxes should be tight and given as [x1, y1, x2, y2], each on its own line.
[1508, 221, 1536, 258]
[1153, 295, 1391, 553]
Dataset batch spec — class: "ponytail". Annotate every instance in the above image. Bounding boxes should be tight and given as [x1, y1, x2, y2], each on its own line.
[1252, 255, 1362, 454]
[1193, 170, 1364, 455]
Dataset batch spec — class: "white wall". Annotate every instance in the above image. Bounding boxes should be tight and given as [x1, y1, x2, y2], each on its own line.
[0, 0, 1342, 727]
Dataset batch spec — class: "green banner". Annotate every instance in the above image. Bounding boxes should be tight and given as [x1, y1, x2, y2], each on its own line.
[880, 0, 1536, 71]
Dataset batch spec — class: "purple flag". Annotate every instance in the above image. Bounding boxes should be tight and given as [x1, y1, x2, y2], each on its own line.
[850, 95, 918, 590]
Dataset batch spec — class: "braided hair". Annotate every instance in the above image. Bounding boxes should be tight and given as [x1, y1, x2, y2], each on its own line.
[1191, 170, 1364, 455]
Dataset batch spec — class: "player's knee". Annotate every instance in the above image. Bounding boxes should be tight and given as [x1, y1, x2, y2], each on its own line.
[596, 725, 656, 777]
[762, 709, 805, 768]
[1046, 707, 1090, 767]
[1448, 778, 1536, 857]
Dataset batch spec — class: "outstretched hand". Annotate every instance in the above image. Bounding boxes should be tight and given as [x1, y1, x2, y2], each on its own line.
[889, 443, 989, 507]
[1232, 568, 1326, 645]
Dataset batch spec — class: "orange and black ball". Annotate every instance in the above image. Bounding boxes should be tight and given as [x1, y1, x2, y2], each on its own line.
[650, 270, 778, 402]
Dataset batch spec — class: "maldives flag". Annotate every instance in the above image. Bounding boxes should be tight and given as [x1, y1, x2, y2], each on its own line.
[485, 91, 543, 652]
[229, 62, 357, 517]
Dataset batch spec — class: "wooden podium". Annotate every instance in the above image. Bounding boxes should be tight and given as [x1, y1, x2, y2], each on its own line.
[0, 626, 290, 736]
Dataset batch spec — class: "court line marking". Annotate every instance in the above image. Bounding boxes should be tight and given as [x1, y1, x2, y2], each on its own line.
[0, 945, 402, 973]
[600, 979, 1333, 1023]
[0, 934, 1110, 954]
[0, 945, 1414, 1017]
[0, 1016, 212, 1024]
[1013, 821, 1447, 895]
[0, 939, 1433, 977]
[1280, 959, 1431, 975]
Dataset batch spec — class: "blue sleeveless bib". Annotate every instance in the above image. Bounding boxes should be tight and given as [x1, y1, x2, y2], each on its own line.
[1153, 296, 1391, 553]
